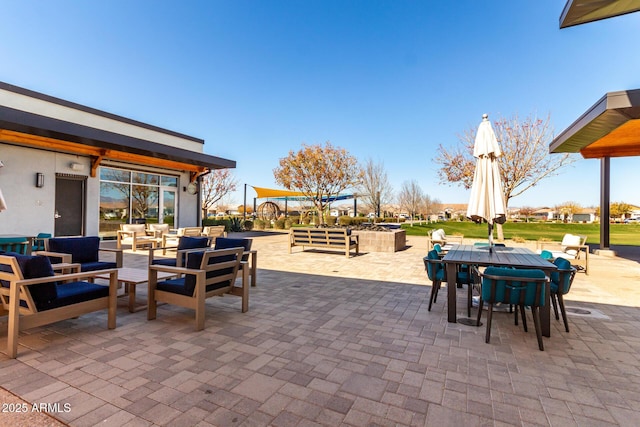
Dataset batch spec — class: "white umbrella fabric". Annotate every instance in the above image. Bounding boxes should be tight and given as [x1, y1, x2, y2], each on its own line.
[466, 114, 507, 250]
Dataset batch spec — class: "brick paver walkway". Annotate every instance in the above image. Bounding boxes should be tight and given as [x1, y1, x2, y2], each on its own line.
[1, 231, 639, 426]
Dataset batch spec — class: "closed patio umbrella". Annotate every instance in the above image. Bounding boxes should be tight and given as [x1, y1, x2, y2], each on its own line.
[0, 189, 7, 211]
[466, 114, 507, 251]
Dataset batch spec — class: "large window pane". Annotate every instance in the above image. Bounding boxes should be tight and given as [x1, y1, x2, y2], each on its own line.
[131, 185, 159, 223]
[133, 172, 159, 185]
[100, 167, 130, 183]
[161, 176, 178, 187]
[99, 181, 130, 237]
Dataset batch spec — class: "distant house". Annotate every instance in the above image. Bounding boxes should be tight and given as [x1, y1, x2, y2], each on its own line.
[573, 208, 597, 223]
[532, 208, 557, 221]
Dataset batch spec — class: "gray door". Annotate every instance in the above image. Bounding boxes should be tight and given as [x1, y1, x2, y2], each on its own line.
[55, 175, 86, 236]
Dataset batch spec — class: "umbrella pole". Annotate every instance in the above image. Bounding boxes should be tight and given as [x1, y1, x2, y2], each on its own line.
[488, 222, 494, 253]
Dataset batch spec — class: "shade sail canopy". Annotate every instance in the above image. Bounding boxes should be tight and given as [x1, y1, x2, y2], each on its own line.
[560, 0, 640, 28]
[467, 115, 507, 228]
[251, 186, 353, 202]
[251, 186, 307, 199]
[549, 89, 640, 158]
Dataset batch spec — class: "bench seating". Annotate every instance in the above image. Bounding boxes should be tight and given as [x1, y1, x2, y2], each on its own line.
[289, 228, 359, 258]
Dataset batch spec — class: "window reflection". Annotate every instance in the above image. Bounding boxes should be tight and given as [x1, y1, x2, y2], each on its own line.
[99, 167, 178, 238]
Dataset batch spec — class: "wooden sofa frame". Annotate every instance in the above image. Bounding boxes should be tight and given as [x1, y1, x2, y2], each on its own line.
[147, 247, 249, 331]
[0, 255, 118, 358]
[289, 228, 359, 258]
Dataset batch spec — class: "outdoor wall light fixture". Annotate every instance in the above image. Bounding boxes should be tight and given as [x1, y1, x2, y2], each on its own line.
[36, 172, 44, 188]
[69, 162, 84, 171]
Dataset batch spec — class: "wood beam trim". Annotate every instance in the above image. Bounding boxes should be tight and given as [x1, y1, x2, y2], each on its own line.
[1, 129, 206, 173]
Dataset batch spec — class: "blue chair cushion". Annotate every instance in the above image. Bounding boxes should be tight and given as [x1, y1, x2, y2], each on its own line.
[0, 252, 57, 311]
[156, 277, 191, 296]
[151, 258, 177, 267]
[214, 238, 252, 261]
[80, 261, 118, 272]
[482, 267, 546, 306]
[551, 257, 572, 294]
[424, 250, 445, 282]
[177, 237, 210, 250]
[48, 281, 109, 310]
[48, 237, 101, 264]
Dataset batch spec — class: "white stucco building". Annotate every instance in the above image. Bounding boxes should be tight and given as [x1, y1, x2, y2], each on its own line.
[0, 82, 234, 238]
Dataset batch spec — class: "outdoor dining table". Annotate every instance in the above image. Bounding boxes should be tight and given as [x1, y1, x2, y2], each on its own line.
[442, 244, 557, 337]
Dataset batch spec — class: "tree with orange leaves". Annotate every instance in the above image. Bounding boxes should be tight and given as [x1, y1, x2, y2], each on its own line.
[274, 142, 362, 225]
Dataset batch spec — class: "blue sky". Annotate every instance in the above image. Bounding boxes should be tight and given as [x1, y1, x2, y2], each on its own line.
[1, 1, 639, 209]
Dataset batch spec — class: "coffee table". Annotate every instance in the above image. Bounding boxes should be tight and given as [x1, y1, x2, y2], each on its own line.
[96, 267, 178, 313]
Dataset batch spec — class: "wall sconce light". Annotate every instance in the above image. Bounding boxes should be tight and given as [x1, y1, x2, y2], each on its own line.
[36, 173, 44, 188]
[0, 160, 4, 168]
[69, 162, 85, 171]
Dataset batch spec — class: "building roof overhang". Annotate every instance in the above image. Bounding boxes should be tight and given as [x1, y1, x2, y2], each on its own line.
[549, 89, 640, 159]
[560, 0, 640, 28]
[0, 82, 235, 179]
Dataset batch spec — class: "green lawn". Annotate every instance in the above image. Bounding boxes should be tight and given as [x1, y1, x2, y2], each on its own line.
[402, 221, 640, 246]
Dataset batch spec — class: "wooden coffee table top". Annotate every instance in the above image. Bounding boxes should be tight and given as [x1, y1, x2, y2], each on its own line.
[96, 267, 177, 285]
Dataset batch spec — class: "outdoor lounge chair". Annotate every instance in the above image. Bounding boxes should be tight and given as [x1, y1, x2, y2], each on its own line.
[38, 236, 123, 272]
[214, 237, 256, 287]
[476, 267, 548, 351]
[0, 252, 118, 358]
[148, 236, 212, 267]
[147, 247, 248, 330]
[537, 233, 589, 274]
[427, 229, 463, 250]
[117, 224, 157, 252]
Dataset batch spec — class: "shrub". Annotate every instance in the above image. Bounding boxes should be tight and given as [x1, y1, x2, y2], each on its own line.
[325, 216, 337, 226]
[229, 217, 243, 232]
[284, 219, 293, 229]
[274, 218, 286, 229]
[338, 215, 352, 226]
[302, 216, 311, 225]
[253, 219, 266, 230]
[511, 235, 526, 243]
[243, 220, 253, 231]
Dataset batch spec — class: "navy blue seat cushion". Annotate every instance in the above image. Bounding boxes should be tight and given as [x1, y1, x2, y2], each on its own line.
[178, 236, 210, 250]
[482, 267, 546, 306]
[81, 261, 118, 272]
[0, 252, 57, 311]
[151, 258, 177, 267]
[214, 238, 252, 261]
[48, 237, 101, 264]
[49, 281, 109, 310]
[156, 250, 236, 297]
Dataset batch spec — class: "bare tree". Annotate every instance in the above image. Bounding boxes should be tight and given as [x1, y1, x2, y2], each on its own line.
[201, 169, 238, 220]
[357, 158, 393, 217]
[421, 194, 441, 220]
[398, 180, 424, 224]
[519, 206, 536, 222]
[434, 113, 576, 207]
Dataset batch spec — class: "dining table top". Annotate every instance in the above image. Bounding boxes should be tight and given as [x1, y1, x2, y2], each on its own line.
[442, 244, 557, 270]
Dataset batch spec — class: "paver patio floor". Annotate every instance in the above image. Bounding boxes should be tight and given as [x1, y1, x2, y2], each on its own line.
[1, 231, 639, 426]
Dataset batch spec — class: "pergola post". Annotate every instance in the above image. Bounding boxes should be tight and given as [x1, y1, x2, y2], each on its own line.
[600, 157, 611, 250]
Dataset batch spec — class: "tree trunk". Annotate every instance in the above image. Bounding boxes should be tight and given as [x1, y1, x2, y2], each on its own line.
[496, 223, 504, 241]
